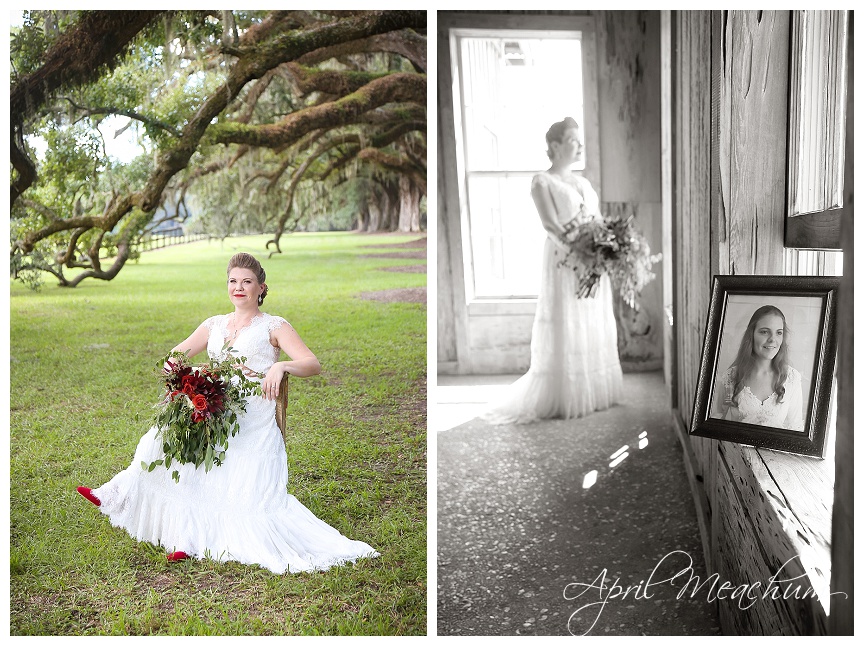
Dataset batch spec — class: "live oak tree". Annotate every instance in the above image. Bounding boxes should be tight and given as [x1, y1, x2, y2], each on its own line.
[10, 10, 426, 287]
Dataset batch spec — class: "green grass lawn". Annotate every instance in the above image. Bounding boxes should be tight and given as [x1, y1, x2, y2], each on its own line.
[9, 233, 427, 635]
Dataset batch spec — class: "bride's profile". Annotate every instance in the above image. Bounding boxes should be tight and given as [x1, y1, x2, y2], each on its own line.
[483, 117, 623, 424]
[77, 252, 378, 573]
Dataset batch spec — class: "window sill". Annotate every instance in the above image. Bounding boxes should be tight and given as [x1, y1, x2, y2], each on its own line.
[467, 298, 537, 317]
[719, 440, 833, 616]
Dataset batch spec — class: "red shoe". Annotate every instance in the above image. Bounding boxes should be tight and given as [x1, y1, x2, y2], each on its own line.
[167, 551, 190, 562]
[77, 486, 101, 507]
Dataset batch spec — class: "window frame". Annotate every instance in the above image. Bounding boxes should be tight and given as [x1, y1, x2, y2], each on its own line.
[784, 10, 851, 250]
[440, 12, 600, 307]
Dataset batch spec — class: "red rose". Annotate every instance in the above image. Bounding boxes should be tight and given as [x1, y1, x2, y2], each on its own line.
[182, 382, 197, 397]
[192, 394, 208, 411]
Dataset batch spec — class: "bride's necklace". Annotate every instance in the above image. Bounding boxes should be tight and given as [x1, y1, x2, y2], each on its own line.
[227, 312, 257, 342]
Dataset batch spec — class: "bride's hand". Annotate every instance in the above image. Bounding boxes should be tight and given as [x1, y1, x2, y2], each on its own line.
[239, 364, 259, 378]
[561, 217, 581, 243]
[260, 363, 287, 400]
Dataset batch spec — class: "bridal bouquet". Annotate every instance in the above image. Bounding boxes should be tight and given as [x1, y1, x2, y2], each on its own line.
[143, 348, 261, 482]
[559, 214, 661, 309]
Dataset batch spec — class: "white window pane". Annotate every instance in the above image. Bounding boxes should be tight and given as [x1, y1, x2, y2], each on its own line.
[453, 30, 585, 297]
[467, 175, 547, 297]
[789, 10, 848, 216]
[459, 36, 583, 173]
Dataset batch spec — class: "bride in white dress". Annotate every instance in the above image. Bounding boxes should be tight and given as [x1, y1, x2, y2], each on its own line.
[77, 252, 378, 573]
[483, 117, 623, 424]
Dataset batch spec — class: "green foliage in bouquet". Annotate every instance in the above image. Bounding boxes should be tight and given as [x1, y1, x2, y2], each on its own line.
[559, 214, 662, 309]
[143, 346, 262, 482]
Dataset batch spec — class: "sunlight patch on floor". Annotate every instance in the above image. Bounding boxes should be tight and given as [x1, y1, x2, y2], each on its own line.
[609, 451, 629, 468]
[433, 375, 521, 432]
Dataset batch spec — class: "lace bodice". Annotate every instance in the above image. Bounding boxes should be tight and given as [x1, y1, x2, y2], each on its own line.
[203, 313, 289, 377]
[532, 172, 601, 227]
[714, 366, 805, 431]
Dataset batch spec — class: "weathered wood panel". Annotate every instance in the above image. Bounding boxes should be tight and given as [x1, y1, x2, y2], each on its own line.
[660, 10, 676, 403]
[721, 443, 830, 634]
[829, 11, 853, 633]
[597, 11, 662, 203]
[437, 104, 458, 364]
[437, 14, 473, 374]
[757, 449, 833, 562]
[715, 452, 789, 635]
[595, 11, 664, 371]
[718, 11, 789, 275]
[676, 11, 712, 430]
[714, 448, 826, 635]
[672, 10, 716, 579]
[467, 314, 534, 352]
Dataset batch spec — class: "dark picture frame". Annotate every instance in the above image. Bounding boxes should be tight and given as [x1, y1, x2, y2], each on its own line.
[690, 275, 840, 458]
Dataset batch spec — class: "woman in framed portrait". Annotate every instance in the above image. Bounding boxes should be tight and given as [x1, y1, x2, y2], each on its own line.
[711, 304, 805, 431]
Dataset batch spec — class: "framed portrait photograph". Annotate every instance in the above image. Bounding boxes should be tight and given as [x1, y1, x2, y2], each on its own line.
[689, 275, 840, 458]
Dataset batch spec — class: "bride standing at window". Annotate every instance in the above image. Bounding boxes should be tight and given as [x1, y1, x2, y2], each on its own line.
[483, 117, 623, 424]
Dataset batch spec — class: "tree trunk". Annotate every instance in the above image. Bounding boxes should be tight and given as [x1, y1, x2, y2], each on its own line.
[410, 182, 421, 231]
[367, 197, 382, 232]
[355, 204, 369, 231]
[398, 174, 421, 232]
[383, 183, 400, 230]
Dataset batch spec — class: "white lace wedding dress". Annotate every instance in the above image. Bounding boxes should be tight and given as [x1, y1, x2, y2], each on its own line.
[93, 312, 378, 573]
[711, 366, 805, 431]
[483, 172, 624, 424]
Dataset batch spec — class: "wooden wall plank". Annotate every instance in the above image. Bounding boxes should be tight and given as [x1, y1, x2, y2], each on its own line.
[676, 11, 712, 433]
[676, 11, 713, 465]
[437, 103, 458, 364]
[437, 15, 474, 373]
[723, 444, 830, 633]
[829, 10, 854, 634]
[757, 450, 833, 553]
[661, 9, 677, 402]
[715, 451, 824, 635]
[720, 11, 789, 275]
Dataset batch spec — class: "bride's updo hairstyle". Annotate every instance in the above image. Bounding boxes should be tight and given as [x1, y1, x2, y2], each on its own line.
[545, 116, 580, 161]
[227, 252, 268, 305]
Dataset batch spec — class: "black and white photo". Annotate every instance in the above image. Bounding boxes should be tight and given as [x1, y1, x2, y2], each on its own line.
[690, 275, 840, 458]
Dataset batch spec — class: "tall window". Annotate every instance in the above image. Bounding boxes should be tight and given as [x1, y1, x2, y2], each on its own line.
[450, 30, 587, 298]
[785, 10, 850, 253]
[787, 10, 848, 218]
[784, 10, 849, 274]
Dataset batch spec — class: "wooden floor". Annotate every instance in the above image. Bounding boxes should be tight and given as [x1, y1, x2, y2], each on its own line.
[436, 371, 720, 636]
